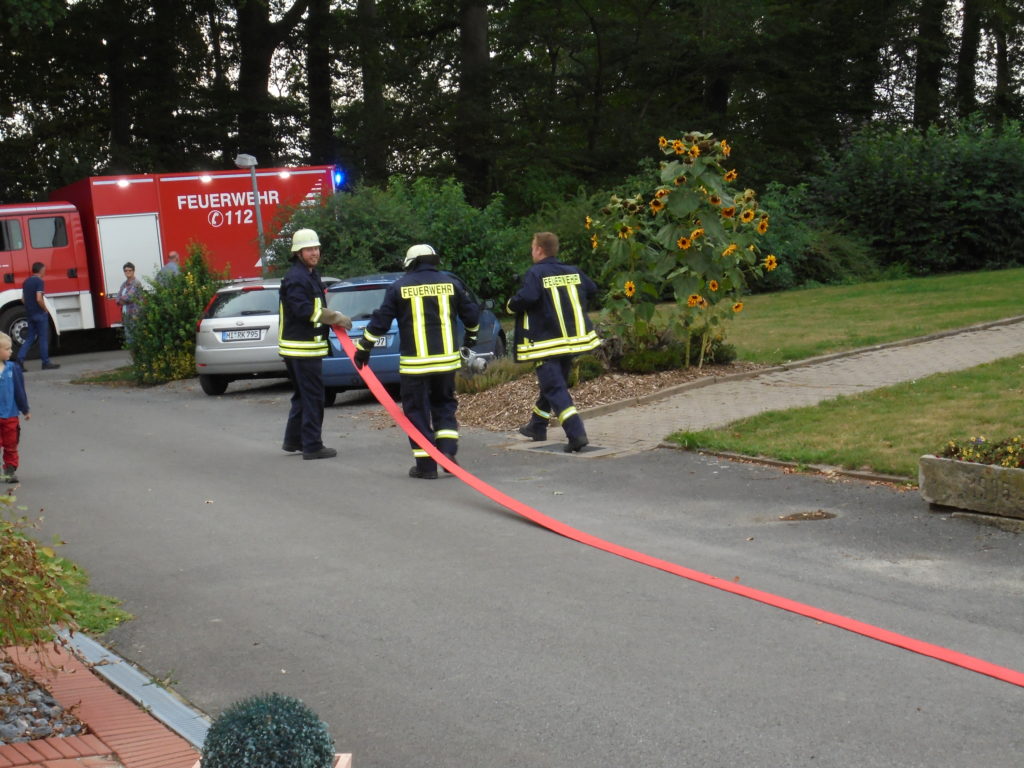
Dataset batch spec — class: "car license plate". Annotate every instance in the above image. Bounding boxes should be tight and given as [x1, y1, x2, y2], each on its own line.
[375, 336, 389, 347]
[222, 329, 262, 341]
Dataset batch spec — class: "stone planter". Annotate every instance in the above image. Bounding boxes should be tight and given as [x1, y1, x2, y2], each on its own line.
[192, 755, 351, 768]
[919, 454, 1024, 519]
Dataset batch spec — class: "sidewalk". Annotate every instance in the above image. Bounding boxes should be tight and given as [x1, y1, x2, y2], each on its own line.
[579, 317, 1024, 455]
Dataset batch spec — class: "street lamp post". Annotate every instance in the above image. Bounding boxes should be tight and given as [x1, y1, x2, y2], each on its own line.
[234, 153, 267, 276]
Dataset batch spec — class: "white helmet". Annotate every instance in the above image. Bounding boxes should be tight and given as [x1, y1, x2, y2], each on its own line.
[403, 243, 436, 269]
[291, 228, 321, 252]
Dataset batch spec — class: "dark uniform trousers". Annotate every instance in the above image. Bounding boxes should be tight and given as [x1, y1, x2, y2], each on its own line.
[284, 356, 326, 452]
[525, 357, 586, 441]
[402, 371, 458, 474]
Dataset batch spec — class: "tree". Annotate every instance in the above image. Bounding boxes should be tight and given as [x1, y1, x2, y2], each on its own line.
[913, 0, 949, 129]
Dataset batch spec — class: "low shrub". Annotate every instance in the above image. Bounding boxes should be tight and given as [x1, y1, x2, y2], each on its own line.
[128, 243, 224, 384]
[1, 498, 79, 647]
[456, 356, 531, 394]
[940, 435, 1024, 469]
[202, 692, 334, 768]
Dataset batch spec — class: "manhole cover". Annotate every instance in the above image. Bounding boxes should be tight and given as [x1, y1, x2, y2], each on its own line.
[778, 509, 836, 521]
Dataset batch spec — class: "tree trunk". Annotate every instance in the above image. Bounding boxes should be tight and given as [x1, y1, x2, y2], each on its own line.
[357, 0, 388, 184]
[955, 0, 981, 117]
[307, 0, 336, 164]
[913, 0, 948, 129]
[234, 0, 310, 164]
[456, 0, 491, 204]
[990, 6, 1013, 120]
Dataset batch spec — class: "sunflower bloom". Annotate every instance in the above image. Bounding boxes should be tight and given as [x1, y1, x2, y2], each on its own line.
[763, 254, 778, 271]
[687, 294, 701, 307]
[721, 139, 732, 157]
[740, 208, 755, 223]
[677, 236, 691, 250]
[709, 194, 722, 206]
[674, 175, 686, 186]
[650, 198, 665, 213]
[658, 136, 668, 148]
[721, 206, 736, 218]
[732, 301, 744, 313]
[689, 144, 701, 158]
[697, 296, 708, 308]
[590, 234, 599, 250]
[722, 243, 738, 257]
[757, 217, 769, 234]
[708, 280, 719, 292]
[624, 280, 636, 298]
[585, 216, 592, 230]
[672, 139, 685, 155]
[691, 228, 704, 240]
[655, 188, 670, 199]
[724, 169, 738, 183]
[617, 224, 634, 239]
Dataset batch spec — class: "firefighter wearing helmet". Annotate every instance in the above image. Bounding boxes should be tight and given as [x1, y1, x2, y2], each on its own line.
[353, 244, 481, 478]
[508, 232, 600, 453]
[278, 228, 352, 459]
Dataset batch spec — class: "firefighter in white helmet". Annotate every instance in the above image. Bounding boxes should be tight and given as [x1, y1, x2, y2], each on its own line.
[278, 228, 352, 459]
[353, 244, 480, 478]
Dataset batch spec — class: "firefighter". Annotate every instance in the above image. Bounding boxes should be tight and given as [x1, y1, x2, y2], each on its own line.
[508, 231, 600, 453]
[279, 228, 351, 460]
[353, 244, 480, 479]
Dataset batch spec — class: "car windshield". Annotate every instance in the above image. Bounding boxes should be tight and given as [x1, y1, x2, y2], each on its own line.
[207, 288, 279, 318]
[327, 287, 387, 320]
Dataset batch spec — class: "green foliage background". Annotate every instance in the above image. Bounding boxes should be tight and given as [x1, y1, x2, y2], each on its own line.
[128, 244, 224, 384]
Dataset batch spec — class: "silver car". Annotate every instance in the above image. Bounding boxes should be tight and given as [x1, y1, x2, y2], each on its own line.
[194, 276, 338, 395]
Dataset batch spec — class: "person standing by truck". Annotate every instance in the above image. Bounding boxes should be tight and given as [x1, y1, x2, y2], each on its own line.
[278, 229, 351, 460]
[15, 262, 59, 371]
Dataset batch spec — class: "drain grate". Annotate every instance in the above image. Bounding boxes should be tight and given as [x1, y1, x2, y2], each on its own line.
[778, 509, 837, 521]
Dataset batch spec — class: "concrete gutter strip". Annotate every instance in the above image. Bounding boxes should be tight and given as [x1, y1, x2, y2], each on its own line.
[62, 630, 210, 748]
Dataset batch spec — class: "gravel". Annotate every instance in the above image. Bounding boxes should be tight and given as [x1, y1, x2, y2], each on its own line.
[0, 655, 87, 744]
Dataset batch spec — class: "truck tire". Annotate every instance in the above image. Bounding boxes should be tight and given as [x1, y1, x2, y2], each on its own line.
[0, 306, 33, 358]
[324, 388, 339, 407]
[199, 374, 229, 396]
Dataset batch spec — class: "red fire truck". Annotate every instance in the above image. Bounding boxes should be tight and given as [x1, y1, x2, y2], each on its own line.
[0, 164, 338, 352]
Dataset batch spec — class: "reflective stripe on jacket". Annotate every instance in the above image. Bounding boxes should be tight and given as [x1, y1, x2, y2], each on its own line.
[359, 265, 480, 375]
[507, 257, 600, 361]
[278, 261, 330, 358]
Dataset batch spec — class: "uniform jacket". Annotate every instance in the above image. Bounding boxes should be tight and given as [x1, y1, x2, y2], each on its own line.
[278, 260, 330, 358]
[507, 256, 600, 361]
[0, 360, 29, 419]
[359, 265, 481, 375]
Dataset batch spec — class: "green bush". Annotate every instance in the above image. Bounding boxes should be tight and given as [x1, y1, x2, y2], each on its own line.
[128, 244, 224, 384]
[806, 119, 1024, 276]
[572, 354, 605, 384]
[1, 498, 79, 647]
[270, 177, 529, 304]
[456, 356, 531, 394]
[202, 692, 334, 768]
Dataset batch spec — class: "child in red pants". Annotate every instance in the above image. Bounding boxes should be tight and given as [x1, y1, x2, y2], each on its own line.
[0, 332, 30, 483]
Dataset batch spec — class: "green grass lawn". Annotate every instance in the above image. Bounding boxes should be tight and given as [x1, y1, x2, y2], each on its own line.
[658, 268, 1024, 479]
[669, 354, 1024, 479]
[726, 268, 1024, 364]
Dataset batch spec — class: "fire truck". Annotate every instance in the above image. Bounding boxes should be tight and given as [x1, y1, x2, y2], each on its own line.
[0, 164, 339, 353]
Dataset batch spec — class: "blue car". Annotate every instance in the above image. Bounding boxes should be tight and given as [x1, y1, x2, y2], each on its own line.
[321, 273, 506, 403]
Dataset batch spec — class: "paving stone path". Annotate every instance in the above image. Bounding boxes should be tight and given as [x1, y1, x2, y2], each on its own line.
[582, 318, 1024, 454]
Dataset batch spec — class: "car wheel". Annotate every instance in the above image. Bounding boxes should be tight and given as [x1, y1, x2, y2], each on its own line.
[493, 333, 506, 358]
[324, 388, 339, 407]
[199, 374, 229, 395]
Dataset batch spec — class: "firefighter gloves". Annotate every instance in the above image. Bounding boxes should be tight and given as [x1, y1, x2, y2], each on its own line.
[353, 346, 371, 369]
[321, 308, 353, 330]
[462, 331, 478, 349]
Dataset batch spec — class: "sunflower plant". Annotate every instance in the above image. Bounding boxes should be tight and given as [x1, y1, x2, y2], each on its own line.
[588, 132, 777, 368]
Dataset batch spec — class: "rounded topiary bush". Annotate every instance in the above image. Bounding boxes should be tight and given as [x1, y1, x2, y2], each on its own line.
[202, 692, 334, 768]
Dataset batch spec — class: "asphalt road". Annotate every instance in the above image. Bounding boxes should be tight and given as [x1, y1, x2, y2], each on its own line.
[14, 351, 1024, 768]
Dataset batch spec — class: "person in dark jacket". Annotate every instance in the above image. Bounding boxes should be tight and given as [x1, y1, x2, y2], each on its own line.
[508, 232, 600, 453]
[278, 228, 351, 460]
[353, 244, 480, 479]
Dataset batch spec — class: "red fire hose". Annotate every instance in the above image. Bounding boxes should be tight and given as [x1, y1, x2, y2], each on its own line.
[336, 330, 1023, 688]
